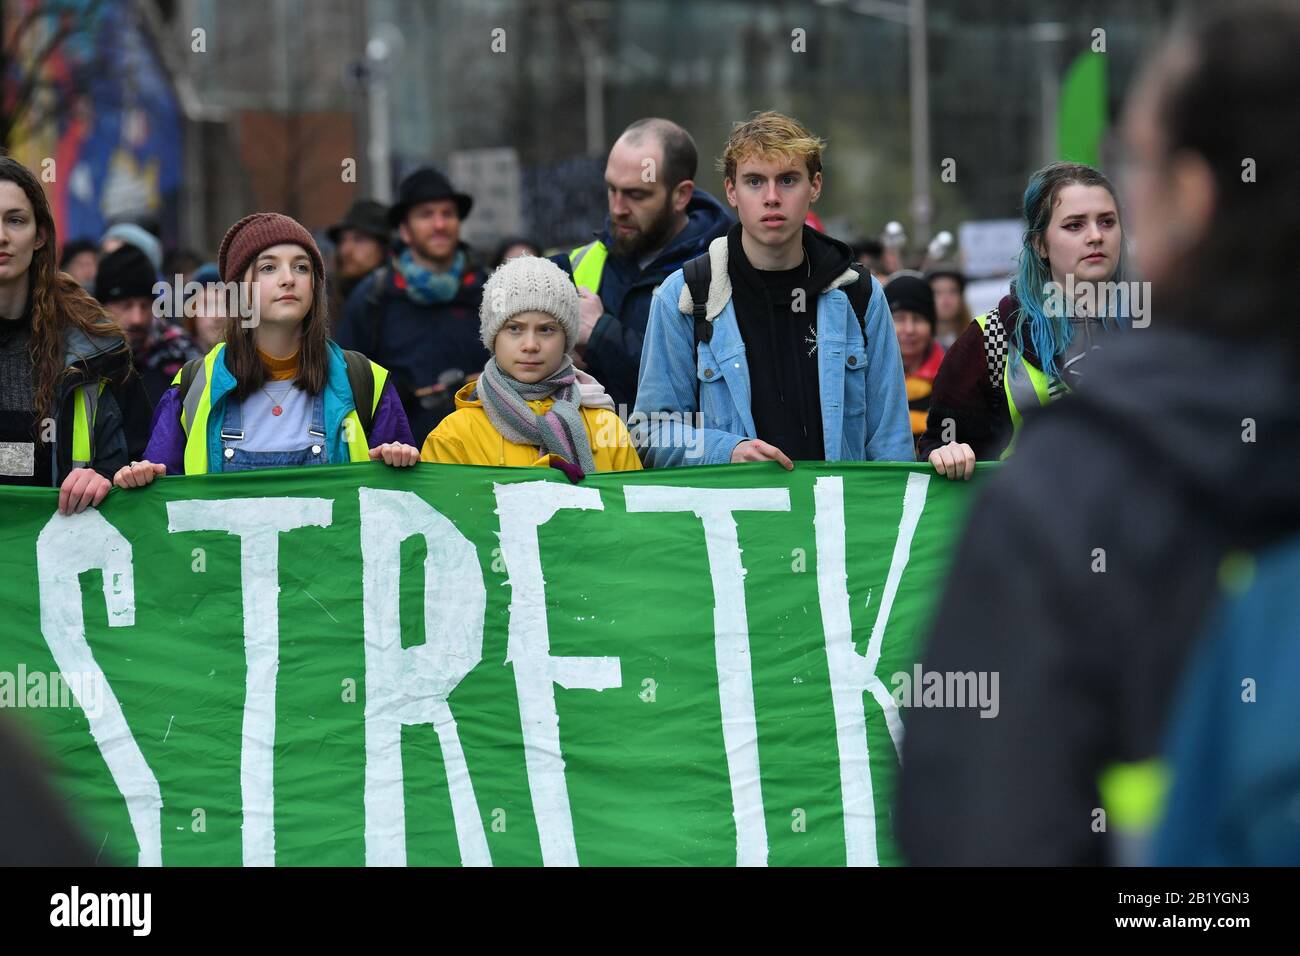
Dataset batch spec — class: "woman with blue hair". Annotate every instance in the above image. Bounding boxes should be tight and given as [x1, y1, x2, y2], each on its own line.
[918, 162, 1130, 478]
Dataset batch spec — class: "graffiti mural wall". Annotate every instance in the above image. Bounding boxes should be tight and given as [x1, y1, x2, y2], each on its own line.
[6, 0, 181, 250]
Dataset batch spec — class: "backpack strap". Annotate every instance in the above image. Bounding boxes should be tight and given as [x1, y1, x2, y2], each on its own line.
[682, 252, 713, 349]
[684, 255, 873, 348]
[841, 263, 872, 344]
[177, 357, 204, 401]
[342, 349, 377, 435]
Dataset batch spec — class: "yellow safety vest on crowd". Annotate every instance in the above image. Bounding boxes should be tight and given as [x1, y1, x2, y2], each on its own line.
[974, 311, 1062, 460]
[70, 380, 108, 469]
[171, 343, 383, 475]
[568, 240, 609, 294]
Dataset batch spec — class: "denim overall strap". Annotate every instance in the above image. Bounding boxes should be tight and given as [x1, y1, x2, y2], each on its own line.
[307, 386, 327, 447]
[220, 391, 245, 442]
[219, 390, 330, 472]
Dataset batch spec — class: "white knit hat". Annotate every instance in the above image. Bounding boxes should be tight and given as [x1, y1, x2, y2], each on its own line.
[480, 254, 581, 351]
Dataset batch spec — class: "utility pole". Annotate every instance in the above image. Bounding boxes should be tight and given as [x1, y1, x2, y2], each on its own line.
[365, 34, 393, 203]
[1031, 22, 1066, 167]
[907, 0, 931, 245]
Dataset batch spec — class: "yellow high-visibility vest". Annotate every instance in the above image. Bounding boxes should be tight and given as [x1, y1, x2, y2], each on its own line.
[974, 311, 1057, 460]
[171, 344, 386, 474]
[70, 380, 107, 468]
[568, 240, 608, 294]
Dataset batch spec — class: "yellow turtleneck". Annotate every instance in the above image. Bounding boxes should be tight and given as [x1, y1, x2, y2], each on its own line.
[259, 348, 300, 382]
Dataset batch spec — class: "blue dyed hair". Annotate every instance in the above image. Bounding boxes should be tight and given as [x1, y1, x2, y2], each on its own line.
[1014, 162, 1129, 379]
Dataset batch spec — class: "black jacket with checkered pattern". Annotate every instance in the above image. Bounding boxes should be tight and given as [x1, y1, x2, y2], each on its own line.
[916, 290, 1036, 461]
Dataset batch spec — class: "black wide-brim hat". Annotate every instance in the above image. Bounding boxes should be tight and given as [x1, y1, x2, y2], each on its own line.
[328, 199, 391, 245]
[388, 167, 473, 227]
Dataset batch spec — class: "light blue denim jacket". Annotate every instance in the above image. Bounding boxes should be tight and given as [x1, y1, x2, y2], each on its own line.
[633, 238, 914, 467]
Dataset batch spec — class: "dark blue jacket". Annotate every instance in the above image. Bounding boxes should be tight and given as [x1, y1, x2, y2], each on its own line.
[555, 189, 732, 409]
[1154, 533, 1300, 865]
[336, 244, 489, 440]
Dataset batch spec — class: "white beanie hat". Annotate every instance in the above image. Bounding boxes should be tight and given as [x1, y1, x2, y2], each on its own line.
[480, 254, 581, 352]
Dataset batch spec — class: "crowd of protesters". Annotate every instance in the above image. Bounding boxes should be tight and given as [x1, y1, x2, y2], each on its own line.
[0, 88, 1268, 500]
[3, 106, 948, 512]
[1, 0, 1296, 867]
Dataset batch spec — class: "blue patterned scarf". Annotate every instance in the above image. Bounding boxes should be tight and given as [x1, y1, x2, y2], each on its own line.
[394, 247, 465, 306]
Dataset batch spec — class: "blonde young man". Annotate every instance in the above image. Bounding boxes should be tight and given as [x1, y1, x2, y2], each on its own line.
[633, 111, 912, 468]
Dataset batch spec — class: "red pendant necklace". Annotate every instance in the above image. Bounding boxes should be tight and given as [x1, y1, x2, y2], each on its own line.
[260, 380, 293, 416]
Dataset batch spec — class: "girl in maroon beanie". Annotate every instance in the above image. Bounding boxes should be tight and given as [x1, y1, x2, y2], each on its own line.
[114, 212, 418, 484]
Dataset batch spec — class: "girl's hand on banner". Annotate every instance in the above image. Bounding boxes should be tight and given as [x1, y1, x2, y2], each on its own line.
[58, 467, 112, 515]
[112, 461, 167, 491]
[928, 442, 976, 480]
[369, 443, 421, 467]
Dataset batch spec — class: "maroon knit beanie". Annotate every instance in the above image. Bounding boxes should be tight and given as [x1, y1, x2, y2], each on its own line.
[218, 212, 325, 284]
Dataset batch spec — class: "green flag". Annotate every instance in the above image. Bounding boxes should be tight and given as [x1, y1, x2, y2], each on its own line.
[0, 461, 979, 866]
[1058, 50, 1109, 166]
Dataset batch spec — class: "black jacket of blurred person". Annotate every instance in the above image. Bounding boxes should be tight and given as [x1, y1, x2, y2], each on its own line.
[0, 719, 98, 865]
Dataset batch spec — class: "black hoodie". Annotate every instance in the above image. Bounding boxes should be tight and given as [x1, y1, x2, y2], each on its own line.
[896, 323, 1300, 864]
[727, 223, 853, 461]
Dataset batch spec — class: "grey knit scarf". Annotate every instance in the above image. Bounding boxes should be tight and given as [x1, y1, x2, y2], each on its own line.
[475, 358, 597, 475]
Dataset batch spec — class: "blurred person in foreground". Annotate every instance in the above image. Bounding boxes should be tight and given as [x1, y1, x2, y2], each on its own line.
[897, 0, 1300, 865]
[0, 718, 97, 865]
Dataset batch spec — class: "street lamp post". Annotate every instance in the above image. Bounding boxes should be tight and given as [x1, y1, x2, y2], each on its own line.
[1031, 22, 1067, 167]
[907, 0, 932, 246]
[822, 0, 931, 245]
[365, 35, 393, 203]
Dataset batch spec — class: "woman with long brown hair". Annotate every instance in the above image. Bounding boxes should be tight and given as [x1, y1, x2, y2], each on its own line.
[0, 156, 151, 513]
[113, 212, 418, 484]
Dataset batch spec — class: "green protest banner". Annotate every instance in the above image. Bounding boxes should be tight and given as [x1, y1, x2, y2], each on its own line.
[0, 461, 975, 866]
